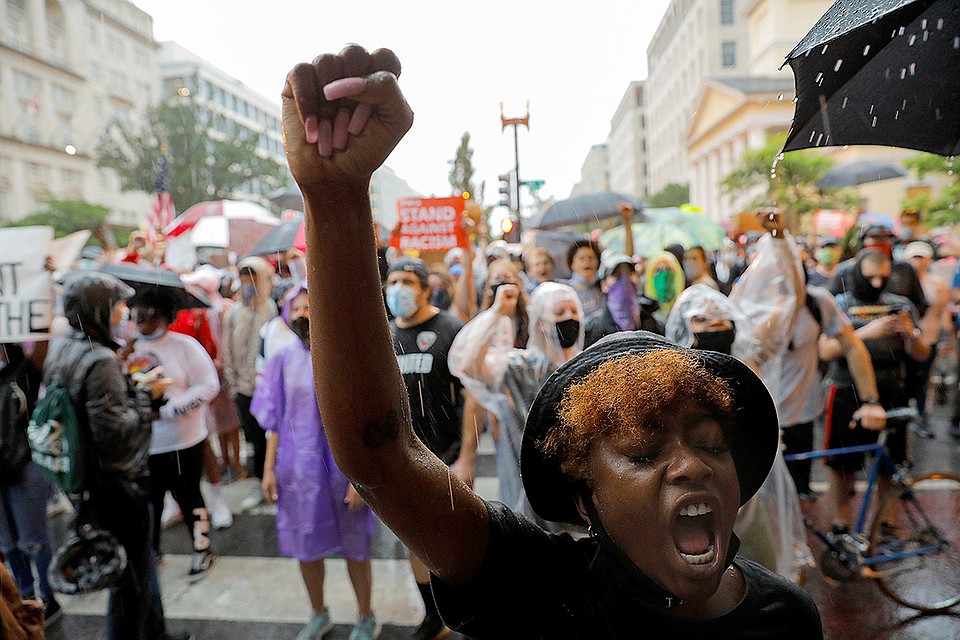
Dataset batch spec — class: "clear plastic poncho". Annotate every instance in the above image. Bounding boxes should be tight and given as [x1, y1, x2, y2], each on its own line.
[664, 284, 759, 360]
[449, 282, 584, 525]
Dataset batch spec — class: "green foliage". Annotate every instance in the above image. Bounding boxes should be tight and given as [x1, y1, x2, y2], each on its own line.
[902, 154, 960, 228]
[720, 132, 859, 230]
[646, 183, 689, 208]
[6, 199, 109, 237]
[97, 101, 289, 212]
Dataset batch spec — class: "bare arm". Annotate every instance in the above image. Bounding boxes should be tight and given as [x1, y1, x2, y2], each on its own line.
[451, 390, 482, 489]
[284, 46, 487, 585]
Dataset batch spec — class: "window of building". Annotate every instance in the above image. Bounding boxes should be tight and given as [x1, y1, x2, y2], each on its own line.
[16, 72, 37, 96]
[5, 0, 27, 43]
[720, 0, 735, 25]
[46, 0, 66, 60]
[52, 84, 75, 110]
[721, 41, 737, 68]
[60, 168, 80, 187]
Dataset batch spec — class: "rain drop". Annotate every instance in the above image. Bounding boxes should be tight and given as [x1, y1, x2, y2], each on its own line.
[949, 170, 955, 176]
[822, 44, 829, 54]
[863, 44, 871, 56]
[816, 133, 824, 146]
[900, 68, 906, 80]
[815, 72, 824, 83]
[909, 34, 916, 46]
[842, 96, 849, 109]
[834, 59, 843, 72]
[777, 93, 784, 101]
[938, 18, 944, 30]
[921, 19, 928, 29]
[909, 63, 916, 76]
[954, 36, 959, 49]
[869, 104, 875, 115]
[895, 110, 900, 120]
[792, 96, 799, 103]
[809, 131, 817, 143]
[899, 26, 905, 36]
[871, 116, 878, 128]
[923, 30, 929, 42]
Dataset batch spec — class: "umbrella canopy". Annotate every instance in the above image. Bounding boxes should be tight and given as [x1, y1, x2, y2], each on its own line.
[164, 200, 277, 238]
[189, 215, 280, 255]
[97, 262, 208, 311]
[816, 160, 907, 188]
[782, 0, 960, 156]
[249, 217, 306, 257]
[529, 192, 645, 230]
[599, 208, 726, 258]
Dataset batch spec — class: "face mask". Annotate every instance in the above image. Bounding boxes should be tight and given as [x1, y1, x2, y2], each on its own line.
[138, 327, 167, 341]
[386, 285, 419, 319]
[555, 319, 580, 349]
[683, 264, 701, 282]
[111, 306, 130, 339]
[607, 277, 639, 332]
[652, 269, 676, 303]
[852, 274, 887, 303]
[815, 247, 839, 267]
[289, 316, 309, 342]
[242, 283, 257, 301]
[694, 329, 736, 355]
[430, 288, 452, 310]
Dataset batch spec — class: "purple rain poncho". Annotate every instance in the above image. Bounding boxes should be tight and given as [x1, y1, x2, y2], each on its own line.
[250, 284, 374, 562]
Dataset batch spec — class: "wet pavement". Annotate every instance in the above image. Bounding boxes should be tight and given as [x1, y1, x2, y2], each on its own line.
[41, 394, 960, 639]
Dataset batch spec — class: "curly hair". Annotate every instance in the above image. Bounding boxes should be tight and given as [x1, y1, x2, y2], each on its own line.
[542, 349, 735, 482]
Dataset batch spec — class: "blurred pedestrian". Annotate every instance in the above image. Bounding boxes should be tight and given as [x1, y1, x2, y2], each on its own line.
[222, 257, 277, 512]
[682, 246, 719, 290]
[44, 273, 189, 640]
[563, 240, 605, 319]
[253, 283, 379, 640]
[128, 287, 220, 581]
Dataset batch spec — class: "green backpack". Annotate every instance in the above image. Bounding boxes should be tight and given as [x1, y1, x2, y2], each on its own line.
[28, 382, 87, 495]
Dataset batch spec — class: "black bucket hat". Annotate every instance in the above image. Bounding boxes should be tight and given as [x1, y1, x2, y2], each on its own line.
[521, 331, 779, 525]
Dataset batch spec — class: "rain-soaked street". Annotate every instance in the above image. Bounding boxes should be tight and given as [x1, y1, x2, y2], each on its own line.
[42, 400, 960, 640]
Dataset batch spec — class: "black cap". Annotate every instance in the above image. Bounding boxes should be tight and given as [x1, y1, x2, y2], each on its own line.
[387, 257, 429, 287]
[521, 331, 779, 525]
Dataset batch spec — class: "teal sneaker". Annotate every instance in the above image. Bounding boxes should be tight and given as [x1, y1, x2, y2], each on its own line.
[295, 608, 334, 640]
[348, 614, 382, 640]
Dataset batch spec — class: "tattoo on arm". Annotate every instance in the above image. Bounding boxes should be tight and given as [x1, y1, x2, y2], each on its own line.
[363, 409, 401, 449]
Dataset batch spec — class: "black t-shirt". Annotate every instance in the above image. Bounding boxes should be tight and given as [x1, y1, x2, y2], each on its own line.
[829, 291, 919, 390]
[432, 501, 823, 639]
[828, 259, 927, 316]
[390, 311, 464, 463]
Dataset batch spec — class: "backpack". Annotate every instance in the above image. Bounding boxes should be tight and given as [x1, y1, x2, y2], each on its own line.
[0, 375, 31, 485]
[27, 381, 87, 495]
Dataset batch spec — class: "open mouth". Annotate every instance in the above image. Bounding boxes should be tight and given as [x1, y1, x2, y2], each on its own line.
[672, 502, 717, 566]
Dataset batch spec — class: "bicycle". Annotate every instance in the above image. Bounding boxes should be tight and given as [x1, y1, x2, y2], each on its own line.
[783, 407, 960, 613]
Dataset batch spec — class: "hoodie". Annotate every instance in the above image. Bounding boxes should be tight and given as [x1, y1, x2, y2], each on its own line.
[222, 256, 276, 397]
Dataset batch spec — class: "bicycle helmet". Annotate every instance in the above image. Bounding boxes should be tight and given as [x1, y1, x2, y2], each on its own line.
[49, 526, 128, 595]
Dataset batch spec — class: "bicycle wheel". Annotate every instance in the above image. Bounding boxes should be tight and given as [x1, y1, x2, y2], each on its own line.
[866, 473, 960, 612]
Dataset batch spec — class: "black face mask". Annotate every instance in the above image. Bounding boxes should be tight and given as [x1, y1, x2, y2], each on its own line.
[289, 316, 309, 342]
[851, 270, 887, 303]
[694, 329, 735, 355]
[430, 288, 452, 310]
[555, 319, 580, 349]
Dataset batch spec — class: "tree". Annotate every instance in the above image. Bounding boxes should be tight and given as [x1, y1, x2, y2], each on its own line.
[6, 198, 107, 236]
[448, 132, 479, 198]
[720, 132, 859, 231]
[646, 183, 689, 208]
[902, 154, 960, 228]
[97, 101, 289, 212]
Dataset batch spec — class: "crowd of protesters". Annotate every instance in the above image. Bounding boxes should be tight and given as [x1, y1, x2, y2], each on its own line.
[3, 54, 960, 640]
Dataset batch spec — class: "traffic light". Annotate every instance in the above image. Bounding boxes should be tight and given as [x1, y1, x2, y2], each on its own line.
[498, 170, 517, 211]
[500, 215, 521, 243]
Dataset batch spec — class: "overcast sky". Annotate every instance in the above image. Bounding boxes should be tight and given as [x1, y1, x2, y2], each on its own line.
[132, 0, 672, 204]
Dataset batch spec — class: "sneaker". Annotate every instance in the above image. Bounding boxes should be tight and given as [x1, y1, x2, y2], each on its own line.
[187, 550, 214, 582]
[161, 499, 183, 529]
[43, 596, 63, 627]
[409, 614, 451, 640]
[295, 608, 334, 640]
[210, 497, 233, 530]
[240, 484, 264, 512]
[348, 614, 382, 640]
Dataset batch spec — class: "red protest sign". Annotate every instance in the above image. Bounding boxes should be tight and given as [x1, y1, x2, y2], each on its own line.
[391, 197, 467, 252]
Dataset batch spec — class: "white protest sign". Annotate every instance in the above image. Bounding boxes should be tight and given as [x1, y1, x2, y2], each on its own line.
[0, 226, 54, 342]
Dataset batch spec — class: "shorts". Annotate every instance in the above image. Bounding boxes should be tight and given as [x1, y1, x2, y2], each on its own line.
[823, 384, 907, 474]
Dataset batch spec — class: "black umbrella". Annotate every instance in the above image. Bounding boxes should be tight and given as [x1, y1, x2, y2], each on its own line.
[249, 217, 305, 256]
[782, 0, 960, 157]
[97, 263, 209, 311]
[816, 160, 907, 188]
[529, 192, 645, 230]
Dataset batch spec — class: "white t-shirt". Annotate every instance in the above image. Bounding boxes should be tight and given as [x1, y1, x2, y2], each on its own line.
[256, 315, 298, 376]
[132, 331, 220, 455]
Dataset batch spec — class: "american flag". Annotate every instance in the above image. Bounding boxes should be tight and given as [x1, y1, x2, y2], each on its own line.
[148, 155, 175, 231]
